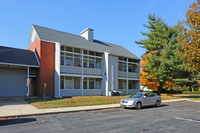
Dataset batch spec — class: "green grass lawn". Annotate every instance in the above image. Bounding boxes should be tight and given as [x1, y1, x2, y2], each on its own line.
[25, 96, 129, 109]
[25, 94, 185, 109]
[189, 98, 200, 101]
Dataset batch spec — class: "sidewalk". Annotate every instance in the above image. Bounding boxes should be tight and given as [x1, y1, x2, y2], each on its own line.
[0, 98, 189, 118]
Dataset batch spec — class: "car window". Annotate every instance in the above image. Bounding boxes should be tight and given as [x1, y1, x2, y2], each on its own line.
[149, 93, 156, 97]
[143, 93, 149, 97]
[129, 93, 143, 98]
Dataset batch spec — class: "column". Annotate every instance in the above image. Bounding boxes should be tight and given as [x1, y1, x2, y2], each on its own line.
[81, 49, 84, 96]
[55, 42, 61, 97]
[126, 58, 128, 95]
[104, 52, 109, 96]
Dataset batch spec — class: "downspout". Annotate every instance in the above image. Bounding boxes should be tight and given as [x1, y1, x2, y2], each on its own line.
[27, 66, 30, 97]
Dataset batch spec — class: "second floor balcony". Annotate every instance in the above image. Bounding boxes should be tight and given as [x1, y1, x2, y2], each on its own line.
[118, 71, 140, 79]
[60, 65, 103, 76]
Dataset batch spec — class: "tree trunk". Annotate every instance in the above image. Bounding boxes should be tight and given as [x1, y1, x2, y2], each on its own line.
[157, 83, 163, 96]
[189, 86, 192, 91]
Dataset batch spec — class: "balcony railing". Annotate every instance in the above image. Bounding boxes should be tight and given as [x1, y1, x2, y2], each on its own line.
[118, 71, 140, 79]
[60, 65, 103, 76]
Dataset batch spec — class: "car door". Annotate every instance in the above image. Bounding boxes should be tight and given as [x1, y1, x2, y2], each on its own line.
[148, 93, 157, 105]
[141, 93, 150, 106]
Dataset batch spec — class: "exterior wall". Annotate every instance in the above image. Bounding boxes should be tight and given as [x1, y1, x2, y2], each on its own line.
[108, 55, 118, 92]
[119, 89, 138, 95]
[29, 38, 55, 98]
[0, 67, 27, 97]
[61, 89, 102, 96]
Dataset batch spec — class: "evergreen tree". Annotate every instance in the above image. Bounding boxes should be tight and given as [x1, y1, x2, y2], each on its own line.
[136, 14, 190, 95]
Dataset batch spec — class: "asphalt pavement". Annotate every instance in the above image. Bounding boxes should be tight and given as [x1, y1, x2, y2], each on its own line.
[1, 101, 200, 133]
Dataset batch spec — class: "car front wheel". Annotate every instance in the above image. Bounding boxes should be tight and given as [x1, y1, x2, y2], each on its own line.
[155, 100, 160, 107]
[135, 102, 142, 109]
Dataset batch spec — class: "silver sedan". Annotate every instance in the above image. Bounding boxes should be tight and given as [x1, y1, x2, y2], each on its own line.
[120, 92, 161, 109]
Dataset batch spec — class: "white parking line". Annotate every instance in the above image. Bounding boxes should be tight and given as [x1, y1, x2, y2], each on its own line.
[175, 117, 200, 123]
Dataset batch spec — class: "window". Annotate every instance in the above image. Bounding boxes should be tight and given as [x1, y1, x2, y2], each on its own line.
[61, 77, 64, 89]
[89, 57, 95, 68]
[119, 80, 126, 90]
[96, 79, 101, 89]
[74, 77, 80, 89]
[128, 65, 134, 72]
[118, 63, 126, 72]
[74, 55, 81, 67]
[61, 46, 64, 51]
[89, 79, 94, 89]
[129, 82, 133, 89]
[64, 77, 73, 89]
[96, 58, 101, 69]
[95, 52, 102, 57]
[84, 50, 88, 54]
[65, 53, 73, 66]
[89, 51, 94, 56]
[74, 48, 81, 53]
[60, 57, 64, 65]
[83, 79, 87, 89]
[66, 47, 72, 52]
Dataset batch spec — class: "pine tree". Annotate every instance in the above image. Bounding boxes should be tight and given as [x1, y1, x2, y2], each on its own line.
[136, 14, 189, 95]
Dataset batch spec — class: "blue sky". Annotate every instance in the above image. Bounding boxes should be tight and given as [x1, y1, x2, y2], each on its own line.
[0, 0, 196, 58]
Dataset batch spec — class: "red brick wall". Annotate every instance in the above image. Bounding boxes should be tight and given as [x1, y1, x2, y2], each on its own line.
[29, 38, 55, 98]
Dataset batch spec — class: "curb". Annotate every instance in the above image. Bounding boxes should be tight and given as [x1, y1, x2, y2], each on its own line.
[0, 99, 191, 119]
[0, 106, 121, 119]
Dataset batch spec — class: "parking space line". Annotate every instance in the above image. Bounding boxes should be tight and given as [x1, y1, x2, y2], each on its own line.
[175, 117, 200, 123]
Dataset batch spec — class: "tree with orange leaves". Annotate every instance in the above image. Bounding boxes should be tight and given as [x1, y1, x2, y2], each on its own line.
[179, 0, 200, 72]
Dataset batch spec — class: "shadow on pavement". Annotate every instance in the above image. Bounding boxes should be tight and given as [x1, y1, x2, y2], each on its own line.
[124, 104, 169, 110]
[0, 118, 37, 126]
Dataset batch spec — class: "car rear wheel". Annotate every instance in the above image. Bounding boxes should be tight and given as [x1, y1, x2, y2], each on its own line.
[155, 100, 160, 107]
[135, 102, 142, 109]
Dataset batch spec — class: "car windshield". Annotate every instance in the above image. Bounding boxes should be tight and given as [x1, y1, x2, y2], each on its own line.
[129, 93, 143, 98]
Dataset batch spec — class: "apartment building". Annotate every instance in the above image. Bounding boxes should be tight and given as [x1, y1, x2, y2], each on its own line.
[0, 25, 140, 97]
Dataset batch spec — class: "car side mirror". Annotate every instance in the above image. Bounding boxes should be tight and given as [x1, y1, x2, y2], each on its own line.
[143, 96, 147, 98]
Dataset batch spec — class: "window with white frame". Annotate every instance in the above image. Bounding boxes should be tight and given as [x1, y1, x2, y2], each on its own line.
[89, 78, 95, 89]
[118, 62, 126, 72]
[82, 78, 101, 89]
[60, 46, 102, 69]
[74, 77, 81, 89]
[119, 80, 126, 89]
[83, 78, 87, 89]
[60, 77, 64, 89]
[65, 53, 73, 66]
[64, 77, 73, 89]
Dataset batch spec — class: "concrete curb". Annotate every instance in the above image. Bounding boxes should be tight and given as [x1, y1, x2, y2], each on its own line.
[0, 99, 191, 119]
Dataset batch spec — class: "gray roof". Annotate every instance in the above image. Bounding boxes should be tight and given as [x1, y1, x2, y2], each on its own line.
[31, 25, 140, 60]
[0, 46, 39, 67]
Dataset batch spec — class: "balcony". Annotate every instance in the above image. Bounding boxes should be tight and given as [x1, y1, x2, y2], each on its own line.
[60, 65, 103, 76]
[83, 68, 102, 76]
[118, 71, 140, 79]
[61, 66, 82, 74]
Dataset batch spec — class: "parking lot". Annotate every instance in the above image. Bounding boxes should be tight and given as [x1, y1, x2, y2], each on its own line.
[1, 101, 200, 133]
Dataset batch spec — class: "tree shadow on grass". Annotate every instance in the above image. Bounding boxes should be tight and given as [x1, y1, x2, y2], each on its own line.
[0, 118, 37, 126]
[178, 95, 200, 98]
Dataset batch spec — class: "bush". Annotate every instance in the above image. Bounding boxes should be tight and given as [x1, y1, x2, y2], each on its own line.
[182, 91, 200, 94]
